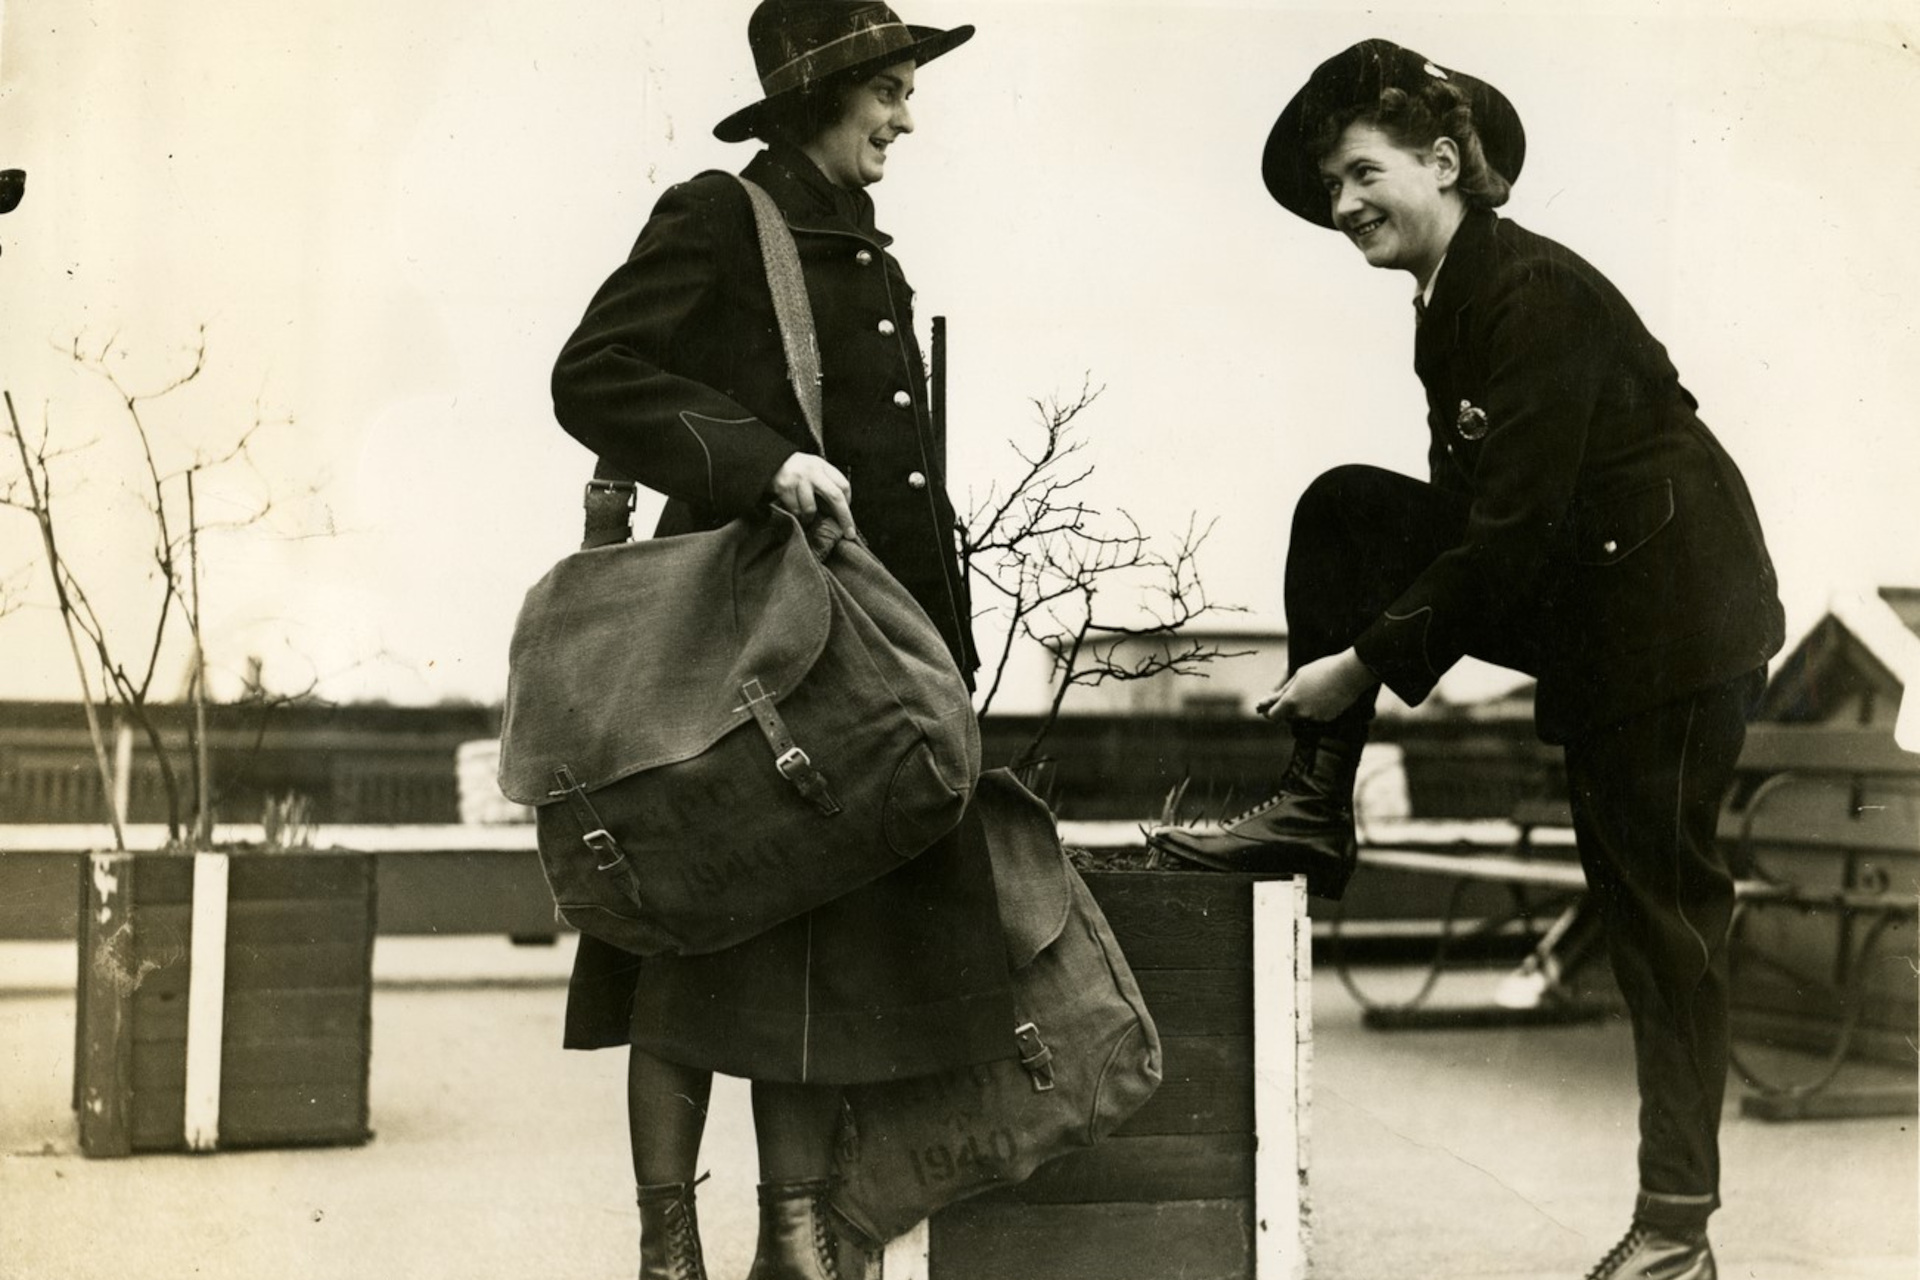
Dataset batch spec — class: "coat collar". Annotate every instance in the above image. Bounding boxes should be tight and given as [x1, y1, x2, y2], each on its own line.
[741, 144, 894, 248]
[1428, 207, 1498, 319]
[1415, 206, 1499, 373]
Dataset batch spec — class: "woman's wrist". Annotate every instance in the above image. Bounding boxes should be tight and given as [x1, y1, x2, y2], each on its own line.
[1336, 648, 1379, 697]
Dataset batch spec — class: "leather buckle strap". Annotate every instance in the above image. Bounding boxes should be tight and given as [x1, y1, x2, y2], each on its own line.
[1013, 1021, 1055, 1093]
[582, 475, 638, 550]
[737, 678, 842, 816]
[549, 765, 631, 873]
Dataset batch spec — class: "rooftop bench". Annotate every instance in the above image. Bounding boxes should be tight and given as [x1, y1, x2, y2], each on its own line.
[1328, 724, 1919, 1120]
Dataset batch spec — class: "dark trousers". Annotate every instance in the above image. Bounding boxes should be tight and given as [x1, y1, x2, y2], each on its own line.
[1286, 464, 1755, 1228]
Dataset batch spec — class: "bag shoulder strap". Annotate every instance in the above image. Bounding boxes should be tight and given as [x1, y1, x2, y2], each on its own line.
[581, 172, 826, 548]
[734, 174, 825, 450]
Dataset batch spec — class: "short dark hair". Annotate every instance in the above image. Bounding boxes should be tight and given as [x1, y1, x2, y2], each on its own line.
[752, 64, 871, 147]
[1310, 79, 1511, 210]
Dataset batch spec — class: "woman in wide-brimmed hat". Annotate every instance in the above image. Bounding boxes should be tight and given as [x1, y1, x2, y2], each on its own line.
[549, 4, 1001, 1277]
[1151, 38, 1782, 1280]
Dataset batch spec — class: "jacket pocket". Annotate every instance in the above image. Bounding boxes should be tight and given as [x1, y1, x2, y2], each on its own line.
[1570, 479, 1674, 565]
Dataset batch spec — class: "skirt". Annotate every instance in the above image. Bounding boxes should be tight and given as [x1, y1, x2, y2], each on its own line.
[562, 804, 1016, 1084]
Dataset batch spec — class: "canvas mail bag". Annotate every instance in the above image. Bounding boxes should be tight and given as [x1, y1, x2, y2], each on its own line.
[496, 507, 981, 957]
[830, 769, 1163, 1243]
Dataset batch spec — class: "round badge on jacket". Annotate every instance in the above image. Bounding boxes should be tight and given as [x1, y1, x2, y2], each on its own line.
[1456, 400, 1490, 440]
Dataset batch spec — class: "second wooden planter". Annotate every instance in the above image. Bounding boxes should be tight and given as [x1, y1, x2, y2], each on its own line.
[74, 848, 376, 1157]
[896, 869, 1312, 1280]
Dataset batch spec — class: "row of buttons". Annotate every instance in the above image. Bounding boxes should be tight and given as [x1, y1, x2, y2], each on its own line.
[853, 246, 922, 490]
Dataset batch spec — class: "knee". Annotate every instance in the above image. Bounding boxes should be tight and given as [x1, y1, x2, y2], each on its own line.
[1291, 464, 1397, 538]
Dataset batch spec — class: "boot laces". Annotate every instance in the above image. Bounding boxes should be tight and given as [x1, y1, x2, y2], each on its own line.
[810, 1189, 842, 1280]
[637, 1180, 706, 1280]
[671, 1206, 704, 1280]
[1217, 737, 1330, 829]
[1585, 1224, 1649, 1280]
[1219, 792, 1286, 829]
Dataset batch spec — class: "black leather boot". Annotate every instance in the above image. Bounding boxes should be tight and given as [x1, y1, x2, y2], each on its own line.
[745, 1179, 875, 1280]
[636, 1181, 708, 1280]
[1149, 732, 1364, 898]
[1582, 1222, 1716, 1279]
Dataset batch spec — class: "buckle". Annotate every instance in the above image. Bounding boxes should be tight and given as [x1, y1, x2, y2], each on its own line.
[1013, 1021, 1055, 1093]
[774, 746, 811, 779]
[582, 828, 624, 870]
[584, 478, 637, 509]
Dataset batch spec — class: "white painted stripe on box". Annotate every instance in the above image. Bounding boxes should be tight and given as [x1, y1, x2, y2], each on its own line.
[1253, 877, 1307, 1280]
[183, 851, 230, 1151]
[879, 1218, 929, 1280]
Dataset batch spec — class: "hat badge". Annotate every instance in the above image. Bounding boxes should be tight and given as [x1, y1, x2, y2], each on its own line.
[1456, 400, 1489, 440]
[1423, 60, 1448, 79]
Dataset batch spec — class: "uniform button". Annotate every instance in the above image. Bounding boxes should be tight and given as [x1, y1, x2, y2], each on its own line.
[892, 390, 912, 409]
[877, 318, 896, 336]
[1602, 539, 1619, 556]
[907, 471, 927, 490]
[855, 249, 874, 266]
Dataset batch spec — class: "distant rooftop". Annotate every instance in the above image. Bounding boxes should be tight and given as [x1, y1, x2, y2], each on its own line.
[1877, 586, 1920, 641]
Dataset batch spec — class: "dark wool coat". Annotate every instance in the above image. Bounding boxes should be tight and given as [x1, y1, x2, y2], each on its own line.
[1353, 208, 1785, 743]
[549, 146, 1013, 1083]
[551, 145, 976, 674]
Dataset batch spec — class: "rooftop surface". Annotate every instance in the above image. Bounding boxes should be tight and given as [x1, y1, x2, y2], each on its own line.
[2, 936, 1914, 1279]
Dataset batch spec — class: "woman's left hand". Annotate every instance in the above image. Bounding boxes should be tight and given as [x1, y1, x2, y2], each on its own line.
[1257, 649, 1379, 723]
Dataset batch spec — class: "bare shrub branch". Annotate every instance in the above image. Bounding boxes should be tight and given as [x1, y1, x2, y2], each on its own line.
[962, 380, 1246, 773]
[3, 333, 313, 846]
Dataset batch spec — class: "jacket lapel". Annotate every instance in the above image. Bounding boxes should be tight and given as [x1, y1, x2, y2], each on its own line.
[1414, 207, 1497, 382]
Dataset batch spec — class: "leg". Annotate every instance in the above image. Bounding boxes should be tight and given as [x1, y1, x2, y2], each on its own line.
[750, 1080, 843, 1183]
[1153, 466, 1484, 894]
[630, 1047, 714, 1280]
[748, 1081, 873, 1280]
[1565, 672, 1759, 1277]
[629, 1046, 713, 1184]
[1283, 465, 1476, 734]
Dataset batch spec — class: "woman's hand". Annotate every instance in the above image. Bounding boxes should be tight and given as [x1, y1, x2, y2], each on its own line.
[1256, 649, 1379, 723]
[767, 452, 858, 555]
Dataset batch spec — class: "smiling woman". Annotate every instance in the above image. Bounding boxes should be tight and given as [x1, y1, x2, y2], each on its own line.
[1314, 125, 1463, 282]
[804, 63, 917, 188]
[543, 3, 997, 1278]
[757, 61, 919, 190]
[1153, 36, 1785, 1280]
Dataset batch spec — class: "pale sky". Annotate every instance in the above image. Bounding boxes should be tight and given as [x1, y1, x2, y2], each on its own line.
[2, 0, 1916, 712]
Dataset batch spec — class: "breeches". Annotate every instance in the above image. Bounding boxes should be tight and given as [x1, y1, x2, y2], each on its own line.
[1284, 463, 1757, 1221]
[1564, 673, 1756, 1225]
[1283, 465, 1543, 736]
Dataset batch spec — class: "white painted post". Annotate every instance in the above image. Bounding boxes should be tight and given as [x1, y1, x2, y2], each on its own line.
[111, 722, 133, 828]
[877, 1218, 929, 1280]
[1253, 877, 1310, 1279]
[183, 851, 231, 1151]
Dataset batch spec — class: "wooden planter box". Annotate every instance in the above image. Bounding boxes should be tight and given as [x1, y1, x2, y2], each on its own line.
[74, 849, 376, 1157]
[884, 871, 1312, 1280]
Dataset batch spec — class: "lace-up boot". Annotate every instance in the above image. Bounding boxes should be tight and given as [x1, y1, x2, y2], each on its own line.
[1149, 732, 1363, 897]
[1582, 1222, 1716, 1280]
[636, 1181, 708, 1280]
[745, 1179, 875, 1280]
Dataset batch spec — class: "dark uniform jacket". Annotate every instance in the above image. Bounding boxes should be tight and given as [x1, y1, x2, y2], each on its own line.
[1352, 208, 1784, 743]
[546, 147, 1010, 1082]
[551, 143, 975, 677]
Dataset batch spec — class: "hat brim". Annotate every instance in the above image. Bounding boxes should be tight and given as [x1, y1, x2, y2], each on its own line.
[713, 23, 974, 144]
[1262, 40, 1525, 228]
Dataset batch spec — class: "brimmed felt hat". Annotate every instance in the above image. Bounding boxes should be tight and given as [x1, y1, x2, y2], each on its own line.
[1262, 38, 1525, 227]
[714, 1, 974, 144]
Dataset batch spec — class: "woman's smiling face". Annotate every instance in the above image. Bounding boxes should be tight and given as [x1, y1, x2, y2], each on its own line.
[804, 61, 917, 189]
[1317, 121, 1461, 283]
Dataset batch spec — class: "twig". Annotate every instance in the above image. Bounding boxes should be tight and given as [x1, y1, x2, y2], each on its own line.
[3, 390, 126, 849]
